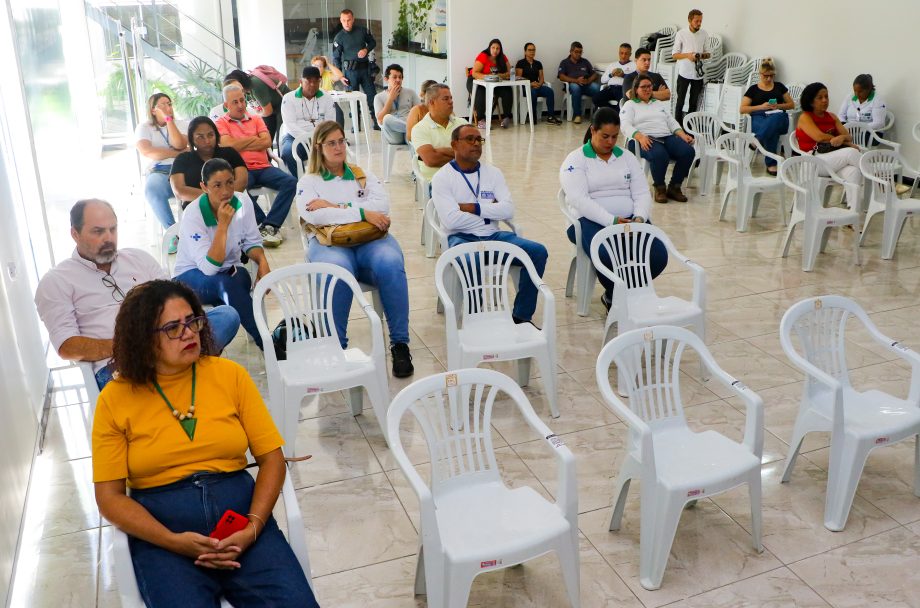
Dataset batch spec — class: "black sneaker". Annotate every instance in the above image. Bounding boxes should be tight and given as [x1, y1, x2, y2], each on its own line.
[390, 342, 414, 378]
[601, 292, 612, 314]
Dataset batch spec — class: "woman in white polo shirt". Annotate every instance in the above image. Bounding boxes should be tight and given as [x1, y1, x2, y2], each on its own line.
[295, 121, 414, 378]
[135, 93, 187, 234]
[559, 107, 668, 311]
[173, 158, 271, 350]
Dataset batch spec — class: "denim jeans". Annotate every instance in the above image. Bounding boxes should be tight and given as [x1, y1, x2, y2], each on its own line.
[567, 81, 601, 117]
[129, 470, 318, 608]
[344, 65, 378, 129]
[144, 171, 176, 229]
[175, 267, 263, 350]
[247, 167, 296, 229]
[531, 84, 556, 118]
[750, 112, 790, 167]
[307, 234, 409, 348]
[94, 305, 241, 389]
[566, 217, 668, 294]
[631, 135, 696, 187]
[280, 134, 309, 178]
[446, 231, 548, 321]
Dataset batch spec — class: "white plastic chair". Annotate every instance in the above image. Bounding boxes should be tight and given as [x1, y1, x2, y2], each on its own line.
[77, 361, 99, 440]
[110, 469, 314, 607]
[292, 134, 312, 180]
[301, 246, 383, 315]
[589, 223, 706, 392]
[252, 263, 390, 452]
[787, 131, 835, 204]
[561, 84, 594, 122]
[779, 155, 862, 272]
[716, 131, 787, 232]
[844, 122, 900, 153]
[716, 84, 749, 134]
[596, 325, 763, 590]
[386, 368, 580, 608]
[858, 149, 920, 259]
[702, 52, 747, 84]
[779, 295, 920, 531]
[683, 111, 725, 196]
[435, 241, 560, 418]
[559, 188, 597, 317]
[382, 133, 411, 183]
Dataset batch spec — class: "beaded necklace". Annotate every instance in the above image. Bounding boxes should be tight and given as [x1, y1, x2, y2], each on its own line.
[153, 363, 197, 441]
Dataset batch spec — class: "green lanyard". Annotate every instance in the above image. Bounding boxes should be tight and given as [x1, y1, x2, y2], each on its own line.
[153, 363, 197, 441]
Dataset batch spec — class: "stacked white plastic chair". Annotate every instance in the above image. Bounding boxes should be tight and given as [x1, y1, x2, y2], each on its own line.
[701, 52, 748, 115]
[683, 111, 724, 196]
[717, 84, 749, 134]
[596, 325, 763, 590]
[779, 295, 920, 531]
[716, 131, 787, 232]
[435, 241, 560, 418]
[779, 155, 862, 272]
[386, 369, 580, 607]
[559, 188, 597, 317]
[858, 149, 920, 259]
[252, 263, 390, 452]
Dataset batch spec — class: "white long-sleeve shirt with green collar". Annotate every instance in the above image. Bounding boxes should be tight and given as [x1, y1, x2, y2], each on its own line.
[559, 141, 652, 226]
[295, 164, 389, 225]
[620, 98, 682, 139]
[174, 191, 262, 277]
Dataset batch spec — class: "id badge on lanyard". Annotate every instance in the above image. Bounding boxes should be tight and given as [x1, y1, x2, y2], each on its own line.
[450, 160, 491, 224]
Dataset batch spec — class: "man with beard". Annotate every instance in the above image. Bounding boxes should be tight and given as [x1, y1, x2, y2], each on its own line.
[34, 199, 240, 389]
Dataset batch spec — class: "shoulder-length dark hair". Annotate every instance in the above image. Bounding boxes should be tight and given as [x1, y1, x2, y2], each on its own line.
[800, 82, 827, 112]
[187, 116, 221, 153]
[482, 38, 507, 73]
[111, 280, 214, 386]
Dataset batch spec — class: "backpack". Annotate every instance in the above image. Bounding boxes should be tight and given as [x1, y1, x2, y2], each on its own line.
[646, 32, 664, 51]
[250, 65, 291, 94]
[271, 317, 318, 361]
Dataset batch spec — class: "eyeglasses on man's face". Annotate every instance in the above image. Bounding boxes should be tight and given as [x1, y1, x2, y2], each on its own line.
[459, 136, 486, 145]
[155, 315, 208, 339]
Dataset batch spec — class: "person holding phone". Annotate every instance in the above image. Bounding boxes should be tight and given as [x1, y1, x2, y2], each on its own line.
[469, 38, 514, 129]
[92, 279, 319, 607]
[560, 107, 668, 312]
[740, 58, 796, 176]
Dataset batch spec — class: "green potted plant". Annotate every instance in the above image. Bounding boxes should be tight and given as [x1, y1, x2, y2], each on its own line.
[393, 0, 410, 47]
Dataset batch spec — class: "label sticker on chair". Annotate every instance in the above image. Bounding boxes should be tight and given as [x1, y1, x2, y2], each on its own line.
[875, 437, 889, 445]
[814, 299, 822, 310]
[546, 434, 565, 448]
[478, 242, 486, 252]
[623, 224, 632, 233]
[687, 489, 704, 497]
[643, 330, 654, 342]
[731, 379, 748, 391]
[306, 387, 322, 394]
[445, 373, 458, 387]
[891, 341, 910, 352]
[480, 559, 502, 569]
[482, 353, 499, 361]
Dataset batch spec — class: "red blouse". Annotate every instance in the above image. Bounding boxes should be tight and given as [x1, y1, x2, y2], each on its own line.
[475, 51, 510, 75]
[796, 111, 838, 152]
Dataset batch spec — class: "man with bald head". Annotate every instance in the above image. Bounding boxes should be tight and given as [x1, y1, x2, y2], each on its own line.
[34, 199, 240, 388]
[216, 83, 296, 247]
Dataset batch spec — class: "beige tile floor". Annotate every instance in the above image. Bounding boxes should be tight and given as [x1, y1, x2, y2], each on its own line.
[13, 118, 920, 607]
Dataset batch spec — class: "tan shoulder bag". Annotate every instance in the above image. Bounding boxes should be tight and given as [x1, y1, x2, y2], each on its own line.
[302, 165, 387, 247]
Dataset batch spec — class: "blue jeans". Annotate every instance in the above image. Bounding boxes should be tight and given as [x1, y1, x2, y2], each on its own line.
[129, 470, 317, 608]
[531, 84, 556, 118]
[175, 267, 263, 350]
[145, 171, 176, 229]
[247, 167, 296, 229]
[307, 234, 409, 348]
[344, 65, 378, 129]
[93, 305, 241, 389]
[280, 134, 309, 177]
[447, 231, 547, 321]
[567, 81, 601, 117]
[566, 217, 668, 294]
[750, 112, 790, 167]
[631, 136, 696, 187]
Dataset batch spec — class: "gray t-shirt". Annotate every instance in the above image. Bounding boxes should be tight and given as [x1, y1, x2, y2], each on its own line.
[374, 88, 419, 120]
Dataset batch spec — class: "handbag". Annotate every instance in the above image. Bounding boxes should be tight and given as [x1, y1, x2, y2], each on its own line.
[813, 142, 839, 154]
[303, 165, 388, 247]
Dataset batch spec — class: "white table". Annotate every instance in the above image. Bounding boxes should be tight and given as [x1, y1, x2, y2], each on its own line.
[327, 90, 372, 151]
[468, 79, 534, 138]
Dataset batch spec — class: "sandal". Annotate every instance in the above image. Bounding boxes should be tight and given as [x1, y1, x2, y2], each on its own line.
[766, 166, 778, 176]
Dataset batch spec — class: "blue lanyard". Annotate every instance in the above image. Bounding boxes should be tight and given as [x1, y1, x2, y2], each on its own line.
[450, 160, 480, 199]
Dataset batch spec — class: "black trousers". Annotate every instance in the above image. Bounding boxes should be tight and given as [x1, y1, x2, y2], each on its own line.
[675, 75, 704, 126]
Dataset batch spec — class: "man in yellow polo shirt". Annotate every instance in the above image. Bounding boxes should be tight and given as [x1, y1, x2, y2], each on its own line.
[410, 84, 468, 182]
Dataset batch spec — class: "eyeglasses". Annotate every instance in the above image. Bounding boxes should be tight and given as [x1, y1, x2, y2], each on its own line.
[637, 84, 653, 90]
[155, 316, 207, 339]
[321, 138, 348, 148]
[459, 136, 486, 144]
[762, 73, 776, 79]
[101, 274, 125, 303]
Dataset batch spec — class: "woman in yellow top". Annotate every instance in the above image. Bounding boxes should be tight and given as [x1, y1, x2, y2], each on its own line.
[311, 54, 346, 128]
[92, 280, 318, 607]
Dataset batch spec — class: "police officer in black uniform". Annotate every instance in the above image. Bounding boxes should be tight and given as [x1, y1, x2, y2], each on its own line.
[332, 8, 379, 130]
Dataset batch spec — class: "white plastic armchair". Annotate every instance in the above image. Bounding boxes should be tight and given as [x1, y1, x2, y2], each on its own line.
[596, 325, 763, 590]
[779, 295, 920, 531]
[252, 263, 390, 452]
[559, 188, 597, 317]
[779, 155, 862, 272]
[292, 134, 312, 180]
[386, 368, 580, 608]
[77, 361, 99, 440]
[434, 241, 559, 417]
[683, 111, 724, 196]
[858, 149, 920, 259]
[844, 122, 900, 153]
[716, 84, 749, 134]
[716, 131, 787, 232]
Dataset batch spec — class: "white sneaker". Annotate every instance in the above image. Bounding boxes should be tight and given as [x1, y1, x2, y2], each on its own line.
[260, 225, 283, 248]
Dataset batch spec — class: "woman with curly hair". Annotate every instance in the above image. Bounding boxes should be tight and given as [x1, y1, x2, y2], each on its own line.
[92, 280, 318, 607]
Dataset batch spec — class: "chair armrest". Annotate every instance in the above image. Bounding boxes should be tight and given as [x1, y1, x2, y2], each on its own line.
[356, 290, 385, 361]
[537, 283, 556, 340]
[268, 150, 290, 174]
[707, 364, 764, 456]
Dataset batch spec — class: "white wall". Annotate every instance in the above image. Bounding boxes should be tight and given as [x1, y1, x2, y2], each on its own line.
[237, 0, 287, 74]
[446, 0, 634, 117]
[630, 0, 920, 161]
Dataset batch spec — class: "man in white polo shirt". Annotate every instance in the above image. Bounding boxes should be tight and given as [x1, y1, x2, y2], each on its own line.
[671, 8, 710, 125]
[280, 66, 336, 176]
[430, 123, 548, 325]
[411, 84, 468, 182]
[34, 199, 240, 389]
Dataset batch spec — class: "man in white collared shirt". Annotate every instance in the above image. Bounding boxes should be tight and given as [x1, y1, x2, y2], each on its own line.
[34, 199, 240, 389]
[671, 9, 710, 125]
[280, 66, 336, 176]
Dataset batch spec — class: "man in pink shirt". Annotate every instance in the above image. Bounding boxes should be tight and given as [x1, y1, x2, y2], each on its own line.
[215, 84, 296, 247]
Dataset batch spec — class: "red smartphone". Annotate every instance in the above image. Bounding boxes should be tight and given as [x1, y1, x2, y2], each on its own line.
[209, 510, 250, 540]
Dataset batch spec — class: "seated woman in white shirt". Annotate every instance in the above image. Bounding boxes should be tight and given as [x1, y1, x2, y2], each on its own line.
[135, 93, 187, 233]
[838, 73, 888, 144]
[559, 107, 668, 311]
[173, 158, 271, 350]
[620, 74, 695, 204]
[295, 121, 414, 378]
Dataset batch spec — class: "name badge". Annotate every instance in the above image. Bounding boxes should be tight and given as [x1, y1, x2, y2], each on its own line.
[624, 171, 632, 184]
[480, 190, 495, 201]
[859, 112, 872, 122]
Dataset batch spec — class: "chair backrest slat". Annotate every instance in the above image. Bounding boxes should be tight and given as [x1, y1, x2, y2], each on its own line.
[611, 332, 689, 424]
[783, 297, 855, 388]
